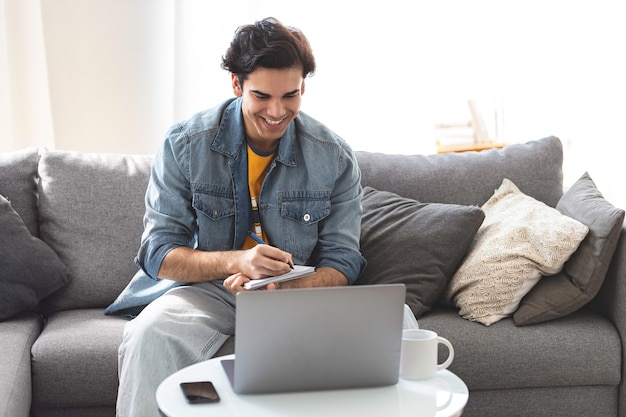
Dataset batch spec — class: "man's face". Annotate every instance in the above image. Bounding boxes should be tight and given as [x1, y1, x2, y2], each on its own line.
[232, 66, 305, 152]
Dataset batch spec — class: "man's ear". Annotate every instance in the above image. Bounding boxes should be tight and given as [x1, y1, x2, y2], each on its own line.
[301, 80, 305, 96]
[232, 73, 243, 97]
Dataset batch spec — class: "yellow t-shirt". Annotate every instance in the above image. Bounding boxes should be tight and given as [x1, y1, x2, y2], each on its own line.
[241, 144, 275, 249]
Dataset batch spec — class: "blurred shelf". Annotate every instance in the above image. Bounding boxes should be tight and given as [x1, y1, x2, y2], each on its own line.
[436, 141, 508, 154]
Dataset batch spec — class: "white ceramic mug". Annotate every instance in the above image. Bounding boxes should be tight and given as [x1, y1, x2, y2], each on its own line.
[400, 329, 454, 380]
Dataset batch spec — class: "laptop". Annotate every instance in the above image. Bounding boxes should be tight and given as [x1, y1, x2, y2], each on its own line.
[221, 283, 406, 394]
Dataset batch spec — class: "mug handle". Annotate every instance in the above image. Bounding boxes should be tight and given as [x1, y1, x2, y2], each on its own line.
[436, 336, 455, 371]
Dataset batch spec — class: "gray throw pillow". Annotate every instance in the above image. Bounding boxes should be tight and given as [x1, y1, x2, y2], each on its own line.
[0, 194, 70, 320]
[356, 187, 485, 319]
[514, 172, 625, 326]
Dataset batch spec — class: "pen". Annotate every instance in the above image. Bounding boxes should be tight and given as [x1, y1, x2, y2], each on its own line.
[248, 231, 294, 269]
[248, 231, 266, 245]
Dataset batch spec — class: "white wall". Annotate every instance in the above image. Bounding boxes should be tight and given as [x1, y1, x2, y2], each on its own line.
[172, 0, 626, 207]
[40, 0, 176, 154]
[3, 0, 625, 207]
[0, 0, 54, 149]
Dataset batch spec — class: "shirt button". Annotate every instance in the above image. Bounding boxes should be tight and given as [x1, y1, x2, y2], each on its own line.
[303, 213, 311, 222]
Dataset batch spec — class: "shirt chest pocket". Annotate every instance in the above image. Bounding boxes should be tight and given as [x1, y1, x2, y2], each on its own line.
[192, 189, 235, 250]
[279, 192, 331, 225]
[193, 192, 235, 220]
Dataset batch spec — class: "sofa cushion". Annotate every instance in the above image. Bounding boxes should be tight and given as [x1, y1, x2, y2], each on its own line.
[419, 307, 621, 390]
[514, 172, 625, 325]
[31, 309, 127, 410]
[0, 195, 71, 320]
[465, 386, 617, 417]
[356, 187, 484, 318]
[0, 148, 40, 236]
[37, 150, 152, 313]
[356, 136, 563, 208]
[445, 179, 588, 326]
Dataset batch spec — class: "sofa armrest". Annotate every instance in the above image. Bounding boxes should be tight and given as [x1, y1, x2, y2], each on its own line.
[0, 312, 42, 417]
[598, 220, 626, 327]
[596, 219, 626, 417]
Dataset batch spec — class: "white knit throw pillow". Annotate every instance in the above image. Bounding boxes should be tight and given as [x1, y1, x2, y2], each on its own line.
[445, 178, 588, 326]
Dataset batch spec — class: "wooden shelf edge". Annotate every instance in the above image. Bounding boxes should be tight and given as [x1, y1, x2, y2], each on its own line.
[436, 141, 508, 154]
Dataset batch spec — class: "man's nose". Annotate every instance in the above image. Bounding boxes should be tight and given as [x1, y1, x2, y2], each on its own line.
[266, 99, 285, 118]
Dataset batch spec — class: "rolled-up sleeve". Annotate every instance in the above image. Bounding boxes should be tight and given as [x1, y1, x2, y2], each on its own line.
[136, 129, 196, 280]
[315, 147, 367, 284]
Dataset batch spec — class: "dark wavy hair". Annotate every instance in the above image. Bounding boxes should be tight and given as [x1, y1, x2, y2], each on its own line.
[221, 17, 316, 86]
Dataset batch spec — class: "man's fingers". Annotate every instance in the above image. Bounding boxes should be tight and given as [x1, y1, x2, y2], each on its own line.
[245, 246, 293, 278]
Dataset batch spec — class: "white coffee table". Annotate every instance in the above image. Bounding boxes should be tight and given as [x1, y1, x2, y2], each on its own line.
[156, 354, 468, 417]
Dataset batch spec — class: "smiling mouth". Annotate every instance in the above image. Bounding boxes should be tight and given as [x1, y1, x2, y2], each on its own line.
[262, 116, 286, 126]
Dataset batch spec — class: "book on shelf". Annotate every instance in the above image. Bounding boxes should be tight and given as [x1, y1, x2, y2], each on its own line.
[434, 99, 492, 146]
[467, 99, 491, 143]
[434, 121, 475, 146]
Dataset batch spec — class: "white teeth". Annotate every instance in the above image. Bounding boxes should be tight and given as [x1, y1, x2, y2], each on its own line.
[264, 118, 282, 125]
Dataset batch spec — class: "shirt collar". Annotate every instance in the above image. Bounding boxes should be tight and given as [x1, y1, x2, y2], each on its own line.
[212, 98, 297, 166]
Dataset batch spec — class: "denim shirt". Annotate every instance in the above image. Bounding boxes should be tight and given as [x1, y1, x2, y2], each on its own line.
[105, 98, 366, 316]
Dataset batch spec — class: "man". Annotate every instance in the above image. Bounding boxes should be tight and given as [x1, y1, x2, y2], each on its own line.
[108, 17, 367, 416]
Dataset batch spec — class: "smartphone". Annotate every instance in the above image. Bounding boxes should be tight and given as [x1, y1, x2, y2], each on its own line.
[180, 381, 220, 403]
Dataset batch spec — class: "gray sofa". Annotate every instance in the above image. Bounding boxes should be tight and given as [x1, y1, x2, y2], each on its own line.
[1, 136, 624, 417]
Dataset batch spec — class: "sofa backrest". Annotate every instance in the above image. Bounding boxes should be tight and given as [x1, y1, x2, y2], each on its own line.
[30, 136, 564, 313]
[356, 136, 564, 208]
[37, 149, 152, 313]
[0, 148, 41, 237]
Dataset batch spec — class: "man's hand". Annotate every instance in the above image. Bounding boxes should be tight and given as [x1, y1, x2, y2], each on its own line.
[235, 245, 293, 279]
[223, 246, 294, 294]
[158, 244, 293, 284]
[223, 271, 286, 294]
[223, 272, 250, 294]
[224, 267, 349, 295]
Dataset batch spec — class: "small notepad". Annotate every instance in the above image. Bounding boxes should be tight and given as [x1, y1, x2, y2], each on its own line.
[243, 265, 315, 290]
